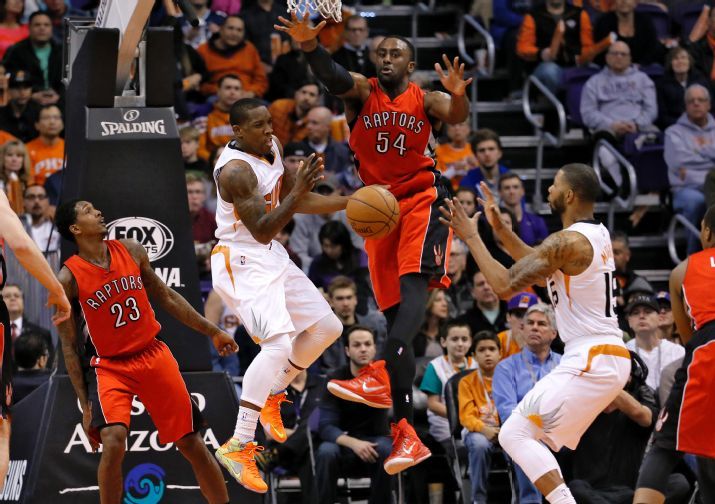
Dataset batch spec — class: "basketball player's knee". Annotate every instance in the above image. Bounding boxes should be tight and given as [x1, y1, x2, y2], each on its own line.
[100, 426, 128, 459]
[316, 313, 343, 344]
[498, 414, 530, 456]
[261, 333, 292, 355]
[175, 432, 206, 459]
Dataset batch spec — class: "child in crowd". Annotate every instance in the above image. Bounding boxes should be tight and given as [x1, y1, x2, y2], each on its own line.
[458, 330, 502, 504]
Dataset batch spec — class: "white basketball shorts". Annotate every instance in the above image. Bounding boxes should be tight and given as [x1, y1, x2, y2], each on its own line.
[211, 240, 333, 344]
[514, 335, 631, 451]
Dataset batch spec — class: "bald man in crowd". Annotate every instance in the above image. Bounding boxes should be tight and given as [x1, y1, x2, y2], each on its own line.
[299, 106, 351, 176]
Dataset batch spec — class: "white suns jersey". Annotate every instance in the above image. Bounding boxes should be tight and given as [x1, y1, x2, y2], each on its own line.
[545, 221, 621, 343]
[213, 139, 284, 245]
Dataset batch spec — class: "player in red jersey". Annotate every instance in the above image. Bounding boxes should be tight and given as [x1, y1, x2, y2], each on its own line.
[276, 13, 472, 474]
[0, 191, 70, 491]
[54, 200, 238, 504]
[633, 205, 715, 504]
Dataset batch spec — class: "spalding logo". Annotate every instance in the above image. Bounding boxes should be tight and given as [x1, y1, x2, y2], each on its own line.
[123, 109, 140, 122]
[107, 217, 174, 262]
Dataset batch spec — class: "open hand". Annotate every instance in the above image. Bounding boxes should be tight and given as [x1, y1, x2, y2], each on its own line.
[350, 439, 379, 463]
[48, 289, 71, 326]
[439, 197, 480, 242]
[212, 331, 239, 356]
[434, 54, 473, 96]
[293, 153, 325, 195]
[477, 181, 506, 234]
[274, 12, 327, 44]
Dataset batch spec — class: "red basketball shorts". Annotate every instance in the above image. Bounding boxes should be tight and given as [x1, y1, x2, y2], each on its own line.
[86, 338, 202, 445]
[364, 182, 452, 310]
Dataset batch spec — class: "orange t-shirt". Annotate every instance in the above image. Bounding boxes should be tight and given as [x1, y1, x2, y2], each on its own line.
[435, 143, 477, 189]
[26, 137, 65, 185]
[497, 330, 522, 360]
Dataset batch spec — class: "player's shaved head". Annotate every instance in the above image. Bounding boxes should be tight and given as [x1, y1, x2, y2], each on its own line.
[379, 36, 415, 61]
[559, 163, 601, 203]
[229, 98, 266, 126]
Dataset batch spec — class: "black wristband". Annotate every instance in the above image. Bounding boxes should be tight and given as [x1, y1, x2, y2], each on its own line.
[304, 44, 355, 95]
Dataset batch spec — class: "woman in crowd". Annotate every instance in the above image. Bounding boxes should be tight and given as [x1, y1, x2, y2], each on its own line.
[0, 140, 29, 214]
[657, 46, 711, 129]
[413, 289, 451, 360]
[0, 0, 27, 60]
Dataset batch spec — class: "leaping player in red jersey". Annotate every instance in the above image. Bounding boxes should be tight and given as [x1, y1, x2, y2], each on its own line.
[54, 200, 238, 504]
[276, 13, 473, 474]
[633, 205, 715, 504]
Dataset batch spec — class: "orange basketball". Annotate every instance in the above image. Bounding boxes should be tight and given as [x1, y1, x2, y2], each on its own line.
[346, 186, 400, 239]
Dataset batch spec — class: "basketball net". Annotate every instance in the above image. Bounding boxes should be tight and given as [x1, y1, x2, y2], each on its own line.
[287, 0, 343, 22]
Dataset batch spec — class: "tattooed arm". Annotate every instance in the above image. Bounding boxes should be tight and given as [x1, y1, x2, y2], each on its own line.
[122, 240, 238, 356]
[463, 230, 593, 299]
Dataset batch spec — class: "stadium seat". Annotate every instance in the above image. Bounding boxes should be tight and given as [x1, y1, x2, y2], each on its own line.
[563, 66, 600, 128]
[635, 4, 672, 41]
[676, 3, 707, 41]
[444, 369, 516, 504]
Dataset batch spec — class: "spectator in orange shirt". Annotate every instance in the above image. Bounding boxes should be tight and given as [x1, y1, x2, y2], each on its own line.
[435, 120, 477, 189]
[25, 104, 63, 186]
[197, 15, 268, 97]
[458, 330, 502, 504]
[197, 74, 246, 161]
[269, 81, 320, 147]
[516, 0, 594, 93]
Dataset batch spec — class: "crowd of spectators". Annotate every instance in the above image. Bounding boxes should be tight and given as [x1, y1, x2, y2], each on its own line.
[0, 0, 710, 502]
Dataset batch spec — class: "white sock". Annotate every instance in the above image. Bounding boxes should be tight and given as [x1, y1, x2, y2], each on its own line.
[270, 361, 302, 395]
[233, 407, 260, 443]
[545, 483, 576, 504]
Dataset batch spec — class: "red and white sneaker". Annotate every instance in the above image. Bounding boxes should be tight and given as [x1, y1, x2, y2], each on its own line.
[326, 360, 392, 409]
[383, 418, 431, 475]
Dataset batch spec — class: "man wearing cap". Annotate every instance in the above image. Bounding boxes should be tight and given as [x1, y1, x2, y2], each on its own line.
[493, 303, 561, 504]
[0, 71, 39, 142]
[625, 294, 685, 392]
[498, 291, 539, 359]
[655, 292, 678, 344]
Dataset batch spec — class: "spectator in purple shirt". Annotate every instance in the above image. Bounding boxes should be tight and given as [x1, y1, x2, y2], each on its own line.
[498, 172, 549, 246]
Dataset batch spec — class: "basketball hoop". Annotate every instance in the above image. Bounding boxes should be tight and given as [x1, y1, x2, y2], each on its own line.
[287, 0, 343, 23]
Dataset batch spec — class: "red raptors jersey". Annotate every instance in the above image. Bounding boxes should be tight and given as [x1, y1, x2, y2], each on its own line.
[682, 249, 715, 330]
[349, 78, 435, 199]
[65, 240, 161, 357]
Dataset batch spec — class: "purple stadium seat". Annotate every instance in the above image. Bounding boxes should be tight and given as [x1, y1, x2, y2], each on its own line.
[563, 66, 600, 128]
[678, 3, 707, 41]
[629, 143, 670, 193]
[640, 62, 665, 86]
[636, 3, 672, 40]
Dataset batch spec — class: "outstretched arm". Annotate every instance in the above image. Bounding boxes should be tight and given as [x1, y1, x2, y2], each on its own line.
[477, 181, 535, 261]
[280, 159, 349, 214]
[440, 198, 592, 298]
[275, 13, 370, 102]
[0, 191, 70, 324]
[122, 240, 238, 356]
[424, 55, 473, 125]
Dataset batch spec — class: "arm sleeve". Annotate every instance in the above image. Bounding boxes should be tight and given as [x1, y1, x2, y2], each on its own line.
[516, 15, 539, 61]
[580, 78, 612, 131]
[635, 76, 658, 129]
[304, 44, 355, 95]
[318, 404, 344, 443]
[458, 374, 485, 432]
[419, 363, 443, 396]
[492, 360, 518, 424]
[579, 10, 594, 59]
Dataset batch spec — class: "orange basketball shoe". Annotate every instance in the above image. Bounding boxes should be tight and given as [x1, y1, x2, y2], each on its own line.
[260, 391, 291, 443]
[214, 439, 268, 493]
[326, 359, 392, 408]
[383, 418, 432, 475]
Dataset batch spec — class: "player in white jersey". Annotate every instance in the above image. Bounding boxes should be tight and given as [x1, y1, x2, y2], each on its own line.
[440, 164, 631, 504]
[210, 98, 348, 493]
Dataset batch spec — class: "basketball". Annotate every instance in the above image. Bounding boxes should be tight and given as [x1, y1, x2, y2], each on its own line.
[346, 186, 400, 239]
